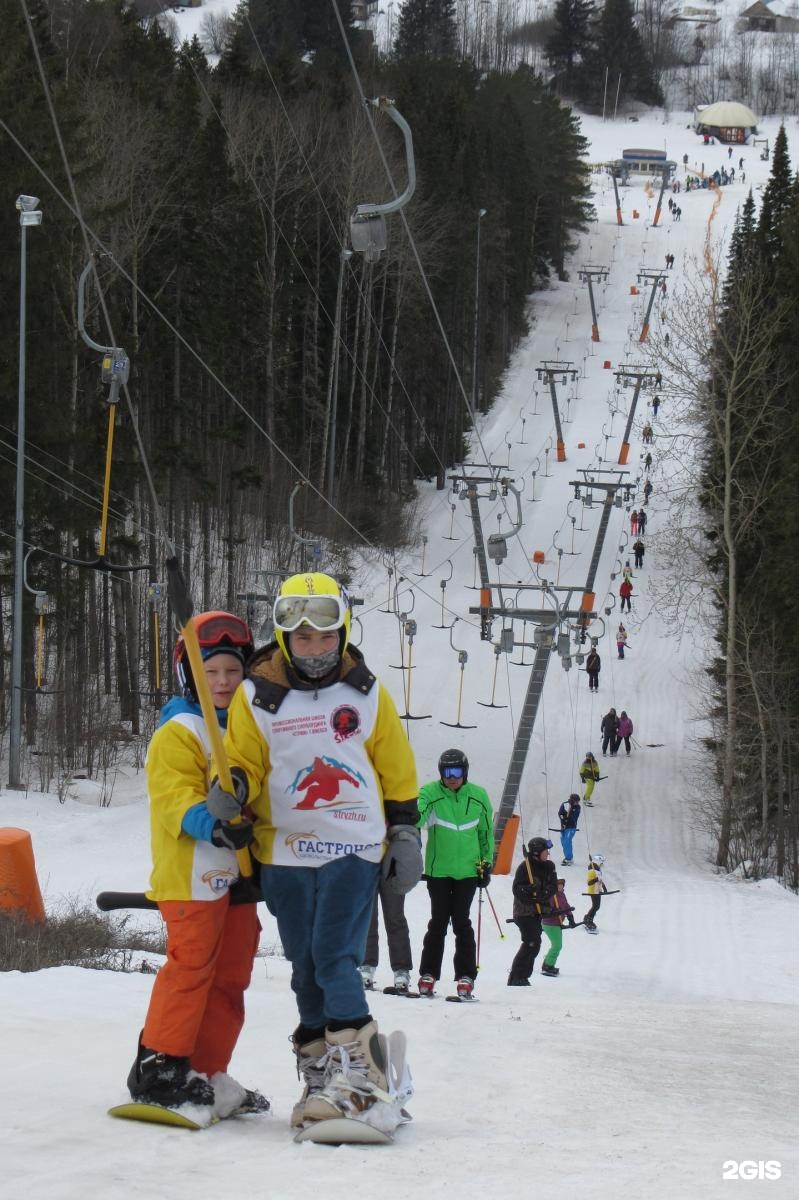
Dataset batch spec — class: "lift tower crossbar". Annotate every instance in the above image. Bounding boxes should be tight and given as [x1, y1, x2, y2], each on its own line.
[536, 361, 578, 464]
[613, 365, 660, 464]
[578, 265, 609, 343]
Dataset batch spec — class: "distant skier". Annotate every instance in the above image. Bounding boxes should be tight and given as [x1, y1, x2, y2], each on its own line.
[622, 560, 633, 585]
[619, 577, 633, 613]
[630, 509, 639, 535]
[633, 538, 645, 569]
[586, 646, 601, 691]
[643, 478, 654, 503]
[637, 509, 648, 535]
[507, 837, 558, 985]
[614, 711, 634, 756]
[584, 854, 608, 933]
[652, 394, 661, 418]
[541, 877, 577, 974]
[579, 752, 601, 805]
[616, 623, 628, 660]
[642, 422, 654, 444]
[558, 793, 581, 865]
[644, 451, 653, 470]
[601, 708, 619, 756]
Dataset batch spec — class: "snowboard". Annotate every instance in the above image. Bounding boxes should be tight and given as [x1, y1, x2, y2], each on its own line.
[382, 986, 421, 998]
[109, 1102, 219, 1130]
[294, 1118, 393, 1146]
[584, 925, 599, 935]
[445, 995, 479, 1003]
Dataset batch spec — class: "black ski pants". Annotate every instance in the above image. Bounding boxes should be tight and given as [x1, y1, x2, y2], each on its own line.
[509, 915, 543, 981]
[634, 550, 644, 568]
[587, 670, 599, 691]
[602, 730, 616, 754]
[613, 735, 631, 755]
[363, 877, 412, 972]
[419, 876, 477, 981]
[584, 895, 602, 926]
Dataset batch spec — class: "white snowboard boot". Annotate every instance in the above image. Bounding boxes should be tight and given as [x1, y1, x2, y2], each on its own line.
[358, 964, 376, 991]
[302, 1020, 413, 1134]
[290, 1031, 329, 1128]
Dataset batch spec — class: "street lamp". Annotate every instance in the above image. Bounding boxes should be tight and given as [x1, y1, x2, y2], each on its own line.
[472, 207, 487, 413]
[9, 194, 43, 789]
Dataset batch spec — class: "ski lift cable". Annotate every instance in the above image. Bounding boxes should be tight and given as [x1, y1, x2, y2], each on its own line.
[237, 13, 449, 485]
[0, 117, 449, 620]
[328, 0, 539, 571]
[177, 50, 450, 500]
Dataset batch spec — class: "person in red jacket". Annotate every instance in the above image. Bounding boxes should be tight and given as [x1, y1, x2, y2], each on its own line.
[619, 578, 633, 613]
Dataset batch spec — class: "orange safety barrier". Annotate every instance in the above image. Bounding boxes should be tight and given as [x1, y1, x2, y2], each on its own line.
[556, 439, 566, 463]
[630, 286, 639, 295]
[0, 828, 46, 922]
[603, 360, 612, 369]
[532, 550, 546, 564]
[632, 209, 640, 219]
[577, 442, 586, 448]
[493, 814, 520, 876]
[619, 442, 630, 465]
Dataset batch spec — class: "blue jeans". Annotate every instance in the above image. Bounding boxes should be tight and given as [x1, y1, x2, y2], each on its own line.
[560, 827, 576, 862]
[260, 856, 380, 1030]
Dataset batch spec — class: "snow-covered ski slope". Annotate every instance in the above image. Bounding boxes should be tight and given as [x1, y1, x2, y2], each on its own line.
[2, 113, 798, 1199]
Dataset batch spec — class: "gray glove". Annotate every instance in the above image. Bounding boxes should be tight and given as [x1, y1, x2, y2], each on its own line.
[206, 767, 249, 820]
[381, 825, 423, 895]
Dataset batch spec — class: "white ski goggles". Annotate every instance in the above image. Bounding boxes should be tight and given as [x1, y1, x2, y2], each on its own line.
[273, 594, 347, 633]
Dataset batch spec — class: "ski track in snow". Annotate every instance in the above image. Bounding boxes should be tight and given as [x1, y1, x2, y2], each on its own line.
[2, 111, 799, 1199]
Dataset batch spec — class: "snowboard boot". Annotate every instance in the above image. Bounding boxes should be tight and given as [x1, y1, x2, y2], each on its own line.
[418, 974, 435, 997]
[507, 976, 531, 986]
[392, 969, 411, 994]
[541, 963, 560, 977]
[303, 1020, 391, 1123]
[209, 1072, 270, 1118]
[456, 976, 474, 1000]
[561, 858, 572, 866]
[290, 1027, 329, 1128]
[358, 964, 376, 991]
[127, 1036, 214, 1108]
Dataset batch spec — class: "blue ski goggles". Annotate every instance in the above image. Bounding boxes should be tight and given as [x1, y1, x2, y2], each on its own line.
[441, 766, 465, 779]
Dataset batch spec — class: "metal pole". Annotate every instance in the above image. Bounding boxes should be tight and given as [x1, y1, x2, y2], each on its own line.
[327, 249, 351, 507]
[472, 209, 487, 412]
[10, 217, 30, 787]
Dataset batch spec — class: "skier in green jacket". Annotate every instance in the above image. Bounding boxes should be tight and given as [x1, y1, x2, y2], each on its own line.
[416, 749, 494, 1000]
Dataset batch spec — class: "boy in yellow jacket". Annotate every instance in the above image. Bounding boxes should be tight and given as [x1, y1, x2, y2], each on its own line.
[127, 611, 266, 1117]
[219, 573, 419, 1135]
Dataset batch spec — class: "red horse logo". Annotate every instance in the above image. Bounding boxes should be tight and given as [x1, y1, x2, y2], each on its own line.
[294, 757, 360, 810]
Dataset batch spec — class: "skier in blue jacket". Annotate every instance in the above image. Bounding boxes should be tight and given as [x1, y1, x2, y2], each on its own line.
[557, 793, 581, 865]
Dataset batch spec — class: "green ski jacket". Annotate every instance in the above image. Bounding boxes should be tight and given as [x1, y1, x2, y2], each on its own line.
[417, 779, 494, 879]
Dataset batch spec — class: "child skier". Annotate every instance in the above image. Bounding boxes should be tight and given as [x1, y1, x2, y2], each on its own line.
[579, 752, 601, 805]
[615, 711, 634, 755]
[619, 577, 633, 613]
[584, 854, 609, 933]
[541, 878, 577, 974]
[616, 623, 628, 659]
[585, 646, 601, 691]
[218, 573, 420, 1135]
[507, 837, 558, 985]
[127, 611, 267, 1118]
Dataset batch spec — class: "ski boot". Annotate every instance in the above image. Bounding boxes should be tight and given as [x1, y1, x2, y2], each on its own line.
[561, 858, 572, 866]
[127, 1036, 214, 1108]
[456, 976, 474, 1000]
[507, 976, 530, 986]
[541, 963, 560, 977]
[418, 974, 435, 997]
[358, 964, 376, 991]
[392, 969, 411, 995]
[290, 1026, 329, 1128]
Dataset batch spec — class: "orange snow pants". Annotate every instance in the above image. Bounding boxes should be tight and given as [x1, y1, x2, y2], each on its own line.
[142, 896, 260, 1076]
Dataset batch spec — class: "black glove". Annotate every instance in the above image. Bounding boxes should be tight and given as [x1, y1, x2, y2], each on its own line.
[382, 825, 423, 895]
[206, 767, 249, 820]
[211, 818, 254, 851]
[476, 861, 491, 889]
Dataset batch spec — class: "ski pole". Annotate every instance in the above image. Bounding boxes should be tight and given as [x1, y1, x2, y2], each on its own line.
[484, 887, 506, 939]
[477, 889, 483, 969]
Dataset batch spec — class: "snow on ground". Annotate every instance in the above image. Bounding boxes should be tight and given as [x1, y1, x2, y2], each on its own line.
[3, 112, 799, 1199]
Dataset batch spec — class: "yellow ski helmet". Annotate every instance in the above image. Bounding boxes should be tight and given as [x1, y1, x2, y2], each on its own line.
[272, 572, 351, 664]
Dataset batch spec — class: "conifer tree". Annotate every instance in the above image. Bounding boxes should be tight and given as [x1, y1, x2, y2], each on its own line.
[577, 0, 662, 109]
[546, 0, 594, 92]
[394, 0, 457, 59]
[757, 125, 792, 259]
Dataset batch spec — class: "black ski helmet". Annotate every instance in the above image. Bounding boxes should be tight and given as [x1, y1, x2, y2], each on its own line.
[438, 748, 468, 782]
[527, 836, 553, 857]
